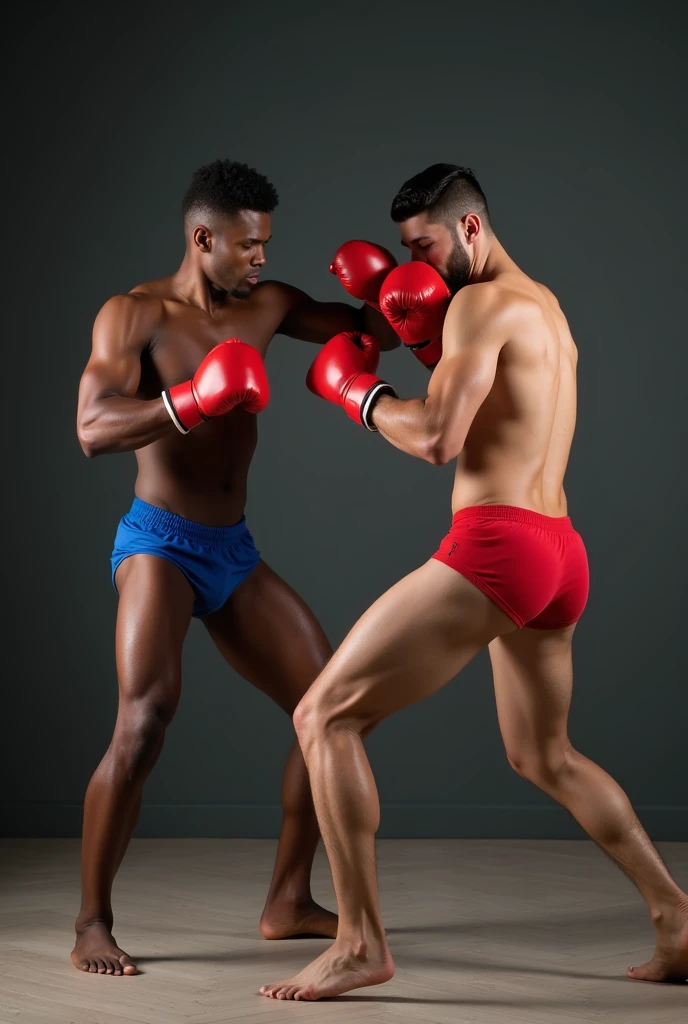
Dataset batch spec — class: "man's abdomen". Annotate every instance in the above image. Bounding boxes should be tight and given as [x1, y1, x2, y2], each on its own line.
[133, 414, 257, 526]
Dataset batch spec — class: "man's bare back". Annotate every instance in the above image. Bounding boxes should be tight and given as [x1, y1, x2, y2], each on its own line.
[449, 269, 578, 516]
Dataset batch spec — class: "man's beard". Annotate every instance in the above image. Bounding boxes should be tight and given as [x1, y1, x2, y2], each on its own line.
[442, 232, 471, 295]
[230, 286, 251, 299]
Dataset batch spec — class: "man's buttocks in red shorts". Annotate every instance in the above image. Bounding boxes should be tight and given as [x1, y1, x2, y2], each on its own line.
[433, 504, 589, 629]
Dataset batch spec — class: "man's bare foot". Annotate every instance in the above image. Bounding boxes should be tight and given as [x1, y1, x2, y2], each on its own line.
[259, 939, 394, 1000]
[71, 921, 137, 976]
[259, 899, 338, 940]
[627, 898, 688, 983]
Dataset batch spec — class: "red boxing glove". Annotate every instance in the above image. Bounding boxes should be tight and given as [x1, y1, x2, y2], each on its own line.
[329, 240, 397, 311]
[379, 263, 451, 369]
[163, 339, 269, 433]
[306, 332, 396, 430]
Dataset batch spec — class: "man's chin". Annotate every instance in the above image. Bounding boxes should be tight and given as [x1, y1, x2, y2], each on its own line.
[230, 287, 251, 300]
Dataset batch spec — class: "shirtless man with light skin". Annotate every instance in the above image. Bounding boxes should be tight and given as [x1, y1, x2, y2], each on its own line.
[260, 163, 688, 1000]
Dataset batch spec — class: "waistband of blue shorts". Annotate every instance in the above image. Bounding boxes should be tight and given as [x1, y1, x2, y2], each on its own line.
[126, 498, 248, 545]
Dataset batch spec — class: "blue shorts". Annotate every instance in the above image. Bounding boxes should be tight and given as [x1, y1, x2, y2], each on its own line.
[111, 498, 261, 617]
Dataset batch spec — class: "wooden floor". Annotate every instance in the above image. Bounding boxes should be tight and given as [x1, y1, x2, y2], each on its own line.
[1, 838, 686, 1023]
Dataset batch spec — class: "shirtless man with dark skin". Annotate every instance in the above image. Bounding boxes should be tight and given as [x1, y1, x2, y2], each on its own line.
[259, 164, 688, 1000]
[72, 160, 399, 977]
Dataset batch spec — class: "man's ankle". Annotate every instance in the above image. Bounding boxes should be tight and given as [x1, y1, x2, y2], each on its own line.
[75, 914, 114, 933]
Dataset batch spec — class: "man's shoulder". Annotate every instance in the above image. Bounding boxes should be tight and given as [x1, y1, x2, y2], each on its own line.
[447, 279, 518, 327]
[128, 275, 175, 305]
[96, 288, 165, 334]
[102, 276, 168, 304]
[250, 279, 304, 309]
[453, 275, 555, 325]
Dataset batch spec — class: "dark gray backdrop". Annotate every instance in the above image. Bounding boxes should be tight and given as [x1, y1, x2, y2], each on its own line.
[3, 0, 686, 839]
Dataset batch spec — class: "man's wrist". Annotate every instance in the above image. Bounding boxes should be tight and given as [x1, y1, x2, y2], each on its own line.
[369, 392, 396, 430]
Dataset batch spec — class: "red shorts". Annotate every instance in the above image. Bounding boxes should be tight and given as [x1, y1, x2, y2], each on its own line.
[432, 505, 589, 629]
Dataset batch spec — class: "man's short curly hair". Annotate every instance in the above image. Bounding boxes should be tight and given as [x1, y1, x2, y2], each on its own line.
[182, 160, 278, 221]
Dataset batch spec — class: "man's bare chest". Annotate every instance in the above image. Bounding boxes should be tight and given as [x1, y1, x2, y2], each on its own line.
[140, 303, 281, 395]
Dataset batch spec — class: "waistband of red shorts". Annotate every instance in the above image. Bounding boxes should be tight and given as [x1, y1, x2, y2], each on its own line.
[452, 504, 573, 533]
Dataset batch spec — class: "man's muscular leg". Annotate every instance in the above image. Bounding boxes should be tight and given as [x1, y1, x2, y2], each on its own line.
[203, 560, 337, 940]
[260, 560, 516, 1000]
[489, 626, 688, 983]
[72, 556, 193, 976]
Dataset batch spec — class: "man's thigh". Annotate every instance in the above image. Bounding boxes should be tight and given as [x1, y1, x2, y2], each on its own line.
[488, 625, 576, 758]
[114, 554, 194, 711]
[202, 560, 332, 714]
[302, 559, 516, 728]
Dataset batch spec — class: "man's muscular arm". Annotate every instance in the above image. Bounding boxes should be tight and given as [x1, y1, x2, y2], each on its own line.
[276, 283, 400, 351]
[370, 285, 507, 464]
[77, 293, 173, 457]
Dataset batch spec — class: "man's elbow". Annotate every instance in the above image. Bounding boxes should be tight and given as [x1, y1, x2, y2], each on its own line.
[77, 421, 103, 458]
[421, 435, 462, 466]
[78, 435, 98, 458]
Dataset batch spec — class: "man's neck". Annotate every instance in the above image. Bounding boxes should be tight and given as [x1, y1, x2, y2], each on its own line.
[172, 255, 229, 314]
[470, 236, 519, 285]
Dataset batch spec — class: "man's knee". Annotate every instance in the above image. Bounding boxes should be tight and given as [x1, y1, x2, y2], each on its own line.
[506, 740, 573, 788]
[293, 686, 371, 750]
[292, 692, 326, 747]
[114, 691, 178, 773]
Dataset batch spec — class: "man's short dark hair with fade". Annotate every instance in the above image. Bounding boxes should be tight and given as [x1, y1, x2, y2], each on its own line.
[390, 163, 491, 231]
[182, 160, 278, 221]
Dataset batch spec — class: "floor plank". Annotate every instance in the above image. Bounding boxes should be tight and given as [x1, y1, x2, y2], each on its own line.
[1, 839, 686, 1023]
